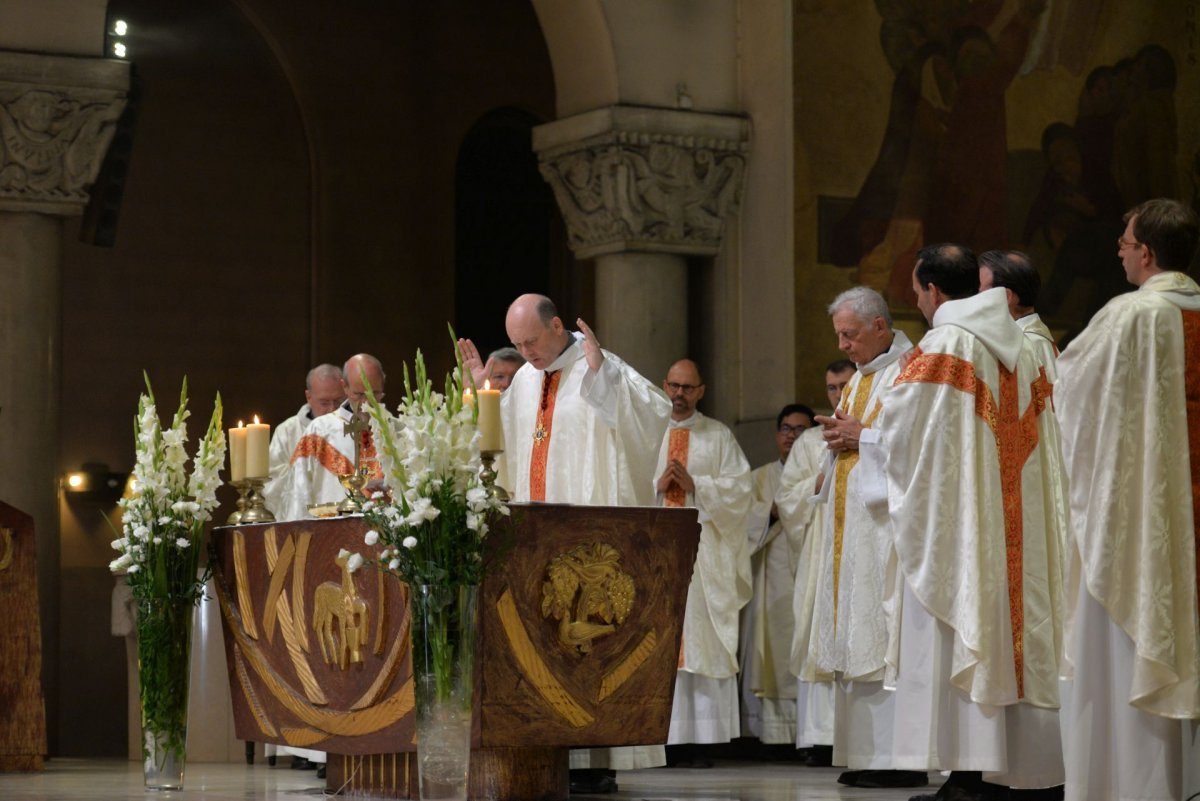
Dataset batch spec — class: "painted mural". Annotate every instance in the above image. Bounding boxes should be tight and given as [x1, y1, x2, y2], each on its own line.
[819, 0, 1197, 340]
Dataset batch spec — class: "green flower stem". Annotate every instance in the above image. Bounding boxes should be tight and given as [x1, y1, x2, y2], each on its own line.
[137, 598, 194, 767]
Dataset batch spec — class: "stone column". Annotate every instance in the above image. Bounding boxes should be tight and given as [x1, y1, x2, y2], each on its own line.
[0, 50, 130, 747]
[533, 106, 748, 381]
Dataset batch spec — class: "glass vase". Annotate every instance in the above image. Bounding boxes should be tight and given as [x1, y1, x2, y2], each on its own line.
[410, 584, 478, 801]
[136, 597, 194, 791]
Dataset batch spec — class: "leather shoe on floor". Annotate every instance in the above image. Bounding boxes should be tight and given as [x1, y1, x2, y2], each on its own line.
[840, 769, 928, 788]
[569, 769, 618, 794]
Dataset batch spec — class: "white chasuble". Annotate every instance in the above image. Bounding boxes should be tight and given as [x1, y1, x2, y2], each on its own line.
[654, 412, 752, 745]
[1017, 312, 1059, 381]
[812, 329, 913, 682]
[271, 405, 385, 521]
[1056, 271, 1200, 720]
[739, 459, 800, 743]
[879, 288, 1069, 785]
[655, 413, 753, 679]
[498, 332, 669, 506]
[883, 289, 1067, 708]
[262, 403, 314, 515]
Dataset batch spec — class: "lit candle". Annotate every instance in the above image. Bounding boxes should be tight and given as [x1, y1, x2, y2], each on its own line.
[462, 387, 475, 408]
[245, 415, 270, 479]
[476, 380, 502, 452]
[229, 421, 247, 482]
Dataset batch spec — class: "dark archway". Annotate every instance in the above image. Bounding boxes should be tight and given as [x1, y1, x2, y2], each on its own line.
[454, 108, 572, 357]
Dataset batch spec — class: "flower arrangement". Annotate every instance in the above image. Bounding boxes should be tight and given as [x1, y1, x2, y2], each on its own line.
[109, 374, 225, 788]
[355, 338, 508, 588]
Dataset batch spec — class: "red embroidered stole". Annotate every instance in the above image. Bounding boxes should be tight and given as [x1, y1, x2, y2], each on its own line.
[291, 429, 383, 479]
[664, 428, 691, 508]
[1181, 310, 1200, 610]
[896, 347, 1053, 698]
[528, 370, 562, 502]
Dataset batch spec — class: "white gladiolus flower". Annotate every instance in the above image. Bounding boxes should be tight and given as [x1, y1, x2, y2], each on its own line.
[388, 558, 401, 571]
[176, 538, 190, 549]
[402, 536, 418, 549]
[364, 530, 379, 545]
[347, 553, 364, 573]
[152, 537, 162, 545]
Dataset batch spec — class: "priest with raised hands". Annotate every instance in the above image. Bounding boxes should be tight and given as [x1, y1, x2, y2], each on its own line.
[652, 359, 754, 766]
[270, 353, 387, 521]
[875, 243, 1068, 800]
[457, 293, 670, 793]
[1054, 198, 1200, 801]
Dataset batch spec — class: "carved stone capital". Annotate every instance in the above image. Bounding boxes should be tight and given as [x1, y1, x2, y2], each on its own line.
[0, 51, 130, 216]
[533, 106, 749, 259]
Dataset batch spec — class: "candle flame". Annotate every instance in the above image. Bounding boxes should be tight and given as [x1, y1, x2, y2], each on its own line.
[253, 415, 260, 424]
[483, 379, 491, 390]
[237, 420, 244, 428]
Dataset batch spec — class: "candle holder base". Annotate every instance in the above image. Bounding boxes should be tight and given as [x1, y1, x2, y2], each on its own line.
[240, 478, 276, 524]
[227, 480, 250, 525]
[480, 450, 510, 503]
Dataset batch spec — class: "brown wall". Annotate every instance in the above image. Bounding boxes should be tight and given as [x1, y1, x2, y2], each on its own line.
[54, 0, 555, 756]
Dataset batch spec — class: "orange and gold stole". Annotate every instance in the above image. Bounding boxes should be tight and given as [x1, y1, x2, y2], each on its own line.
[528, 370, 562, 502]
[1181, 310, 1200, 609]
[664, 428, 691, 508]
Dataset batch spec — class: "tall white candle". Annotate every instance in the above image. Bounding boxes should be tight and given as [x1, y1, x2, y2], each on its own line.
[477, 382, 502, 452]
[229, 421, 247, 482]
[245, 416, 270, 479]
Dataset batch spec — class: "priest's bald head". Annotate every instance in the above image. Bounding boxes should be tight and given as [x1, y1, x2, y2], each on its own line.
[827, 286, 894, 367]
[506, 294, 571, 370]
[913, 243, 979, 324]
[343, 353, 386, 408]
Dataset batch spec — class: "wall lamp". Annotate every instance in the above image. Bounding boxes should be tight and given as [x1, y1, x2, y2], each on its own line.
[62, 462, 129, 502]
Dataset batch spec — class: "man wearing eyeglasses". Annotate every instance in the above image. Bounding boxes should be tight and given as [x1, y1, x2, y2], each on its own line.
[1055, 198, 1200, 801]
[273, 353, 388, 522]
[653, 358, 753, 768]
[739, 403, 816, 751]
[804, 287, 924, 789]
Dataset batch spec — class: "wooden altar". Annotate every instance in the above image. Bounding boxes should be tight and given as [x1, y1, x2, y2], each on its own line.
[0, 502, 47, 772]
[211, 503, 700, 800]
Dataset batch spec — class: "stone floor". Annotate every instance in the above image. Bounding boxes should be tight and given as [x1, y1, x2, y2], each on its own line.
[0, 759, 942, 800]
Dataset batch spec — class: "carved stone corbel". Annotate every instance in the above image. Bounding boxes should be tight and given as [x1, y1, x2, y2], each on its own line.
[533, 106, 750, 259]
[0, 50, 130, 215]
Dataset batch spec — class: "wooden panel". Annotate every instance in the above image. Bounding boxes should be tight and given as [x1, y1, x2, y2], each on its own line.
[0, 502, 47, 771]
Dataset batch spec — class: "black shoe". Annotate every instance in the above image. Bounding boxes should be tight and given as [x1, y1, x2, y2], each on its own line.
[267, 755, 276, 766]
[315, 764, 326, 780]
[569, 768, 617, 794]
[854, 770, 929, 788]
[291, 757, 316, 770]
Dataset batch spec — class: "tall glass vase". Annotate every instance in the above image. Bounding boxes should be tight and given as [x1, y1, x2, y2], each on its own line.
[136, 597, 194, 791]
[410, 584, 478, 801]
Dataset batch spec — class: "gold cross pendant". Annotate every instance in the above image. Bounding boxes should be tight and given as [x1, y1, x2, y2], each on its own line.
[533, 424, 547, 444]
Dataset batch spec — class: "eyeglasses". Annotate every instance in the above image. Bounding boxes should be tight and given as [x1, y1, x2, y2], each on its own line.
[665, 382, 702, 394]
[778, 424, 807, 435]
[1117, 236, 1143, 250]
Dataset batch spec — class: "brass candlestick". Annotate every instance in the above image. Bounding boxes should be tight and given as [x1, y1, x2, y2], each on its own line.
[226, 479, 250, 525]
[480, 450, 509, 502]
[240, 477, 276, 523]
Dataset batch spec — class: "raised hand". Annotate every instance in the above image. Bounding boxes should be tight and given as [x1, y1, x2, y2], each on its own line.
[576, 318, 605, 373]
[456, 337, 492, 389]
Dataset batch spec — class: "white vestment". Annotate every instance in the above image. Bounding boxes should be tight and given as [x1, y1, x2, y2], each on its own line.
[1017, 312, 1058, 381]
[739, 459, 799, 743]
[272, 405, 384, 521]
[498, 333, 671, 770]
[810, 330, 913, 768]
[878, 288, 1068, 787]
[1055, 271, 1200, 800]
[262, 403, 315, 516]
[656, 412, 753, 745]
[776, 426, 836, 746]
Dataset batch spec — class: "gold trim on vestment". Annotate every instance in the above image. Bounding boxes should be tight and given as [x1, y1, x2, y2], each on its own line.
[832, 370, 876, 626]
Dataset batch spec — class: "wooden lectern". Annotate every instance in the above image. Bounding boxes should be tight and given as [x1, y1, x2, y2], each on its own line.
[0, 502, 48, 772]
[211, 503, 700, 800]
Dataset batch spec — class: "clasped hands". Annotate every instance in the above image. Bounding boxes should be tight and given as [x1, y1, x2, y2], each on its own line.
[814, 409, 864, 453]
[656, 459, 695, 495]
